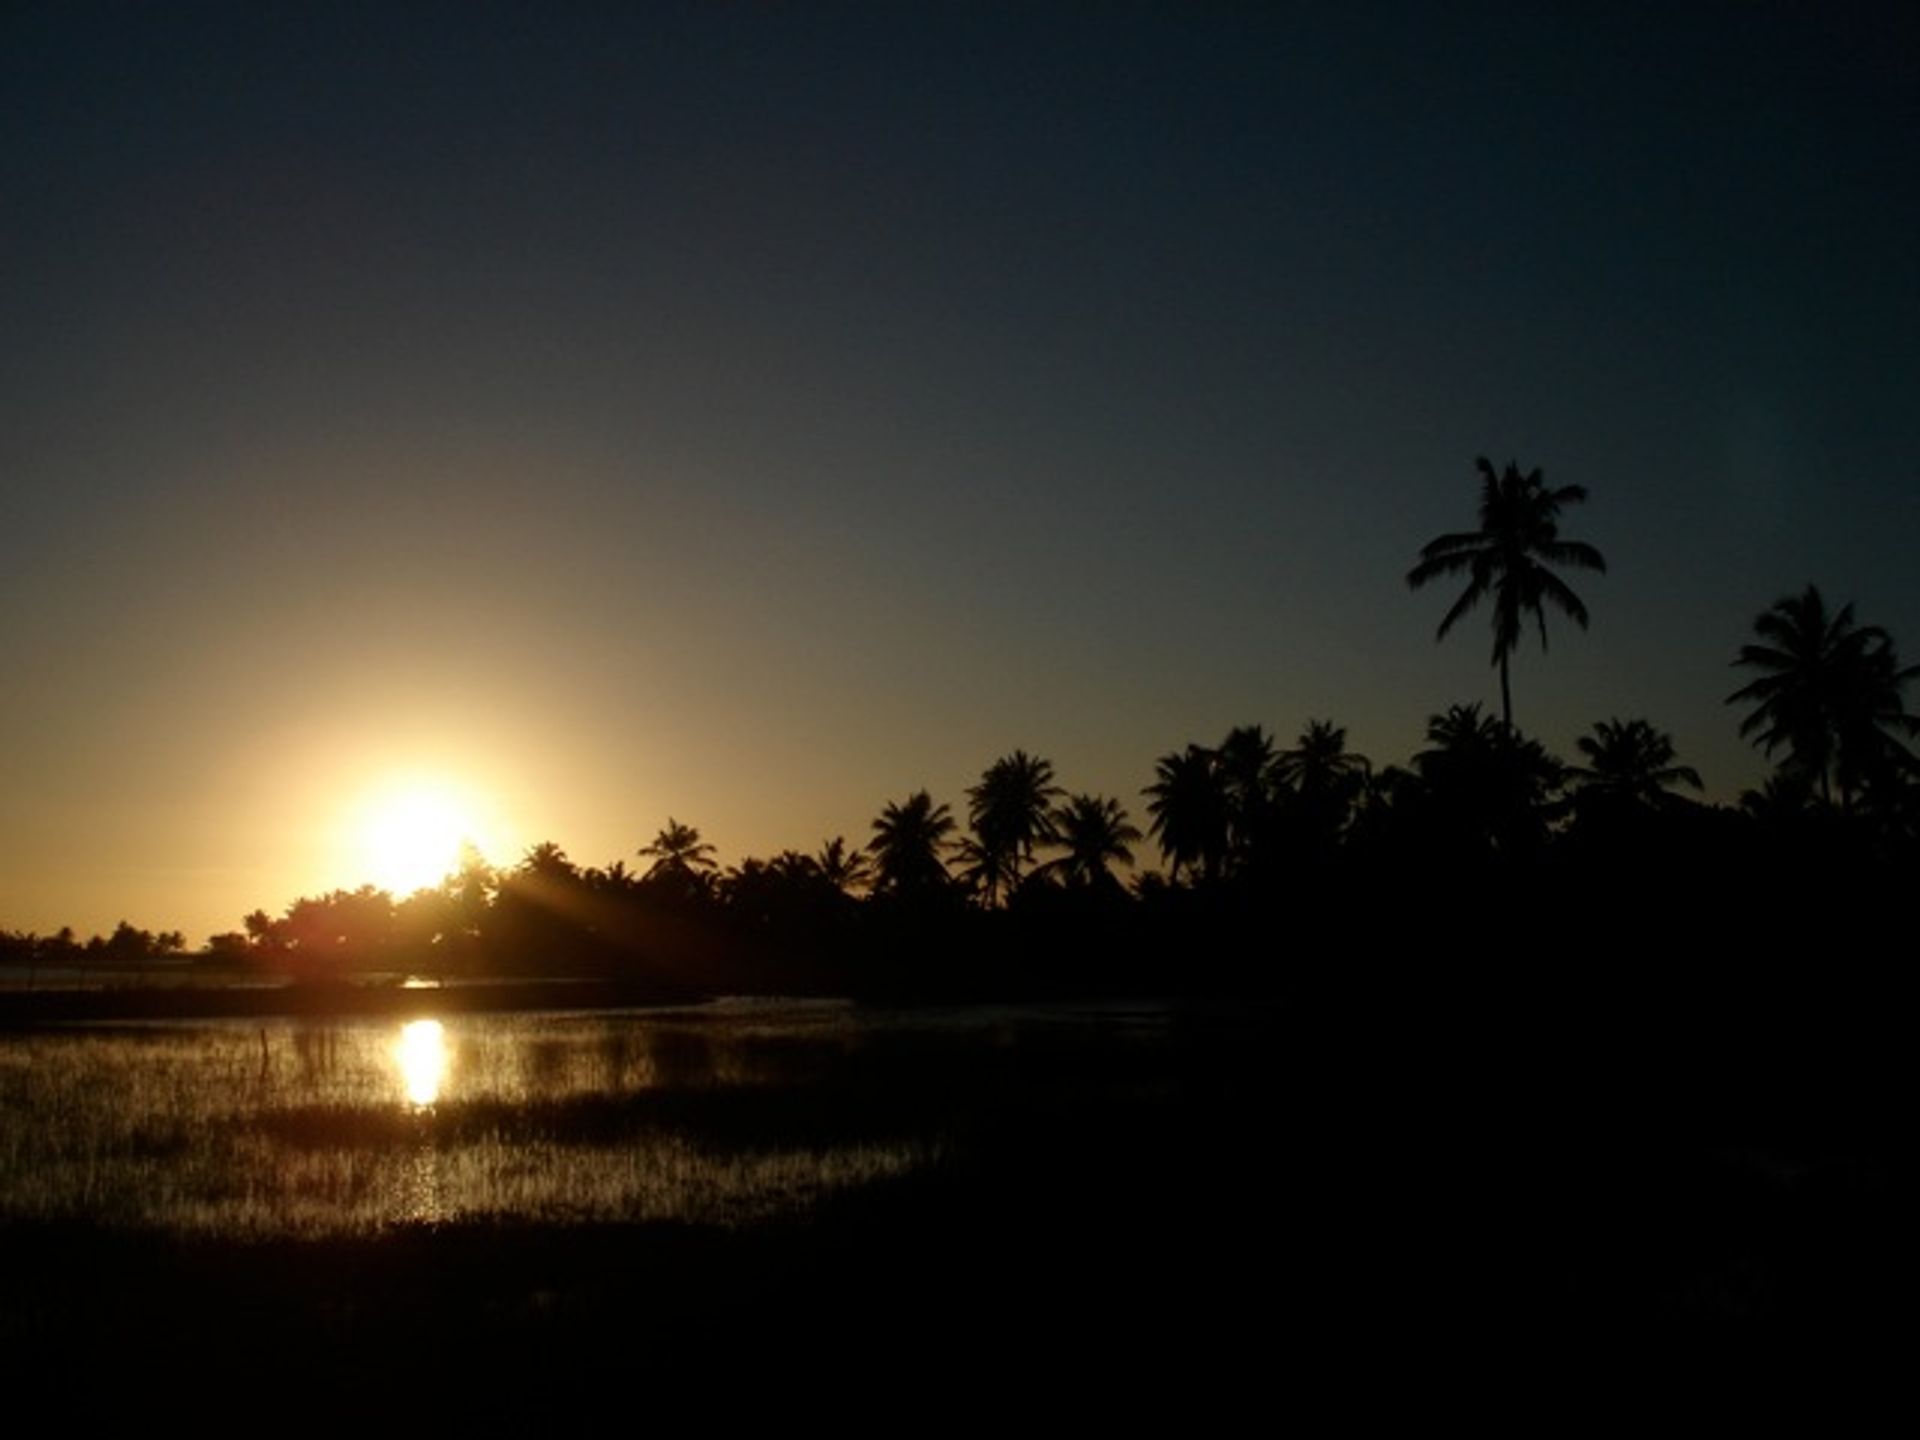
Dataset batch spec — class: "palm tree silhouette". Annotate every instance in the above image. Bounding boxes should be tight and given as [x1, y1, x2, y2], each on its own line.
[1215, 725, 1278, 868]
[638, 819, 719, 901]
[964, 751, 1062, 905]
[1275, 719, 1369, 797]
[1411, 702, 1566, 855]
[1570, 718, 1702, 806]
[585, 859, 643, 895]
[639, 819, 717, 875]
[1143, 744, 1228, 884]
[812, 836, 873, 895]
[1728, 585, 1920, 810]
[1416, 703, 1509, 769]
[520, 841, 578, 879]
[1274, 719, 1371, 848]
[1407, 457, 1606, 730]
[868, 791, 957, 898]
[1041, 794, 1143, 890]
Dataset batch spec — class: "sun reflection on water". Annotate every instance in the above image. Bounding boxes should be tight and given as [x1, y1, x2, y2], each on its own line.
[395, 1019, 449, 1107]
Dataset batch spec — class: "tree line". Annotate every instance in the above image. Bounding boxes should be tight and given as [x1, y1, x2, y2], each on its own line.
[0, 921, 187, 979]
[5, 458, 1915, 997]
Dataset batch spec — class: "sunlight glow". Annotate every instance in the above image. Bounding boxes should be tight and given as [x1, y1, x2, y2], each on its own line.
[395, 1019, 449, 1107]
[351, 778, 497, 895]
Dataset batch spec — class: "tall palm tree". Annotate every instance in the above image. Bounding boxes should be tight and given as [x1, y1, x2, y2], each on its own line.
[1728, 585, 1920, 809]
[868, 791, 957, 898]
[1041, 794, 1143, 890]
[1407, 457, 1606, 730]
[1570, 718, 1702, 806]
[964, 750, 1061, 905]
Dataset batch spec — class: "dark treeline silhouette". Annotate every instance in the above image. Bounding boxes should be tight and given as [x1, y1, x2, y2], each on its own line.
[5, 435, 1916, 1024]
[0, 921, 186, 983]
[7, 592, 1913, 1012]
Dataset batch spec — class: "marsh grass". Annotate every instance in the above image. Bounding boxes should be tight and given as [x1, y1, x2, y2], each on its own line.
[1, 995, 1321, 1410]
[8, 993, 1884, 1402]
[0, 1002, 1188, 1238]
[0, 1007, 1027, 1235]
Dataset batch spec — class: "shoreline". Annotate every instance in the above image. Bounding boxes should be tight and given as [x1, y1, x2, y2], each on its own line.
[0, 975, 715, 1027]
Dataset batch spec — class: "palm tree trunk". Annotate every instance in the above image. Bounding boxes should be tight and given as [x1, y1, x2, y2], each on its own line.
[1499, 654, 1513, 731]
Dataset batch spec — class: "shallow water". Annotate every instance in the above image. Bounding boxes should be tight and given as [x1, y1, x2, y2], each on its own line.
[0, 999, 1177, 1236]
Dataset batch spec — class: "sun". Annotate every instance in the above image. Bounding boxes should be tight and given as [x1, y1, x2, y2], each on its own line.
[354, 779, 489, 895]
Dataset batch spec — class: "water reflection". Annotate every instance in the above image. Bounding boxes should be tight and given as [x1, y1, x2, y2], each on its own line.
[0, 1003, 1056, 1235]
[395, 1019, 448, 1107]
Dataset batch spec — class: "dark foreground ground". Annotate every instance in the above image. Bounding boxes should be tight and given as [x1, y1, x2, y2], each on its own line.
[2, 979, 1905, 1417]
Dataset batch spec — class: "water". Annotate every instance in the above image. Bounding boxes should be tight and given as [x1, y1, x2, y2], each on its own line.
[0, 999, 1182, 1236]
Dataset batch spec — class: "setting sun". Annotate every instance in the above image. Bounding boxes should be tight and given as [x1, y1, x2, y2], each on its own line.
[351, 779, 499, 896]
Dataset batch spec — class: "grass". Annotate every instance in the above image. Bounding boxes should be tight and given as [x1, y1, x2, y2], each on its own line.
[0, 993, 1902, 1410]
[0, 1008, 988, 1234]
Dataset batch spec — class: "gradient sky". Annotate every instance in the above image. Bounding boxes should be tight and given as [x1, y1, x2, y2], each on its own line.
[4, 2, 1916, 941]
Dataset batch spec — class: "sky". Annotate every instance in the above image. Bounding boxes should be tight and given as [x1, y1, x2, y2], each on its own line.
[3, 2, 1916, 941]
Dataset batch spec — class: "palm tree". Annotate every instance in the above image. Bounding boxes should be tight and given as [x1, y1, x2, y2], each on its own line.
[1570, 718, 1702, 806]
[951, 835, 999, 903]
[964, 750, 1062, 905]
[584, 858, 643, 895]
[1273, 719, 1371, 849]
[1728, 585, 1920, 809]
[1407, 457, 1606, 730]
[638, 819, 718, 880]
[813, 836, 873, 895]
[868, 791, 957, 898]
[501, 843, 586, 945]
[1215, 724, 1278, 867]
[1739, 770, 1817, 824]
[638, 819, 719, 902]
[1041, 794, 1143, 890]
[1273, 720, 1368, 791]
[1415, 702, 1510, 772]
[519, 841, 577, 879]
[1142, 744, 1228, 884]
[1411, 702, 1566, 855]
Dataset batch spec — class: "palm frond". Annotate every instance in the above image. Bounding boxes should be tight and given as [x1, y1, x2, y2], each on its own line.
[1406, 545, 1486, 587]
[1435, 578, 1487, 639]
[1535, 567, 1591, 630]
[1540, 540, 1606, 572]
